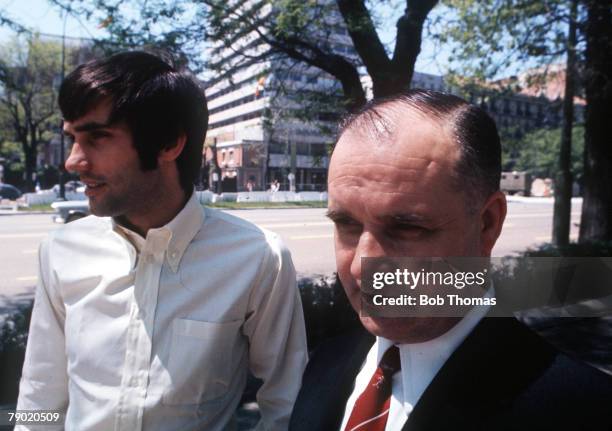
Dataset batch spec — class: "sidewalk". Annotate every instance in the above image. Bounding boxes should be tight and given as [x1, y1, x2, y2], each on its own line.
[506, 196, 583, 204]
[0, 201, 53, 216]
[0, 203, 19, 214]
[0, 210, 54, 216]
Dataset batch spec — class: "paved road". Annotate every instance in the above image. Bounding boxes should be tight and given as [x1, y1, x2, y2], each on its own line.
[0, 198, 582, 316]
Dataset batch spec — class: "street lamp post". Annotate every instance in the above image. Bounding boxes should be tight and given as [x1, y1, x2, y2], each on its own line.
[57, 11, 68, 201]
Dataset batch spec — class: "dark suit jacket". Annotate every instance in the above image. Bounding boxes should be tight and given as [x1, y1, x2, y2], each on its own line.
[290, 317, 612, 431]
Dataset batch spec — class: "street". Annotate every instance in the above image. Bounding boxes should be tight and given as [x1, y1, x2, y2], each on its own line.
[0, 198, 582, 317]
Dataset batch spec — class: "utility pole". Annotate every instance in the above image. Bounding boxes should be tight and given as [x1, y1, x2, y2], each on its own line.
[57, 11, 68, 201]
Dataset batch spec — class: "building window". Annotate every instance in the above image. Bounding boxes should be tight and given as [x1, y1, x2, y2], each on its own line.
[311, 144, 329, 157]
[269, 141, 287, 154]
[208, 109, 265, 130]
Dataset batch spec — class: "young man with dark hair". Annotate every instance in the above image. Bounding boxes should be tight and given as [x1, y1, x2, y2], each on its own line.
[17, 51, 307, 430]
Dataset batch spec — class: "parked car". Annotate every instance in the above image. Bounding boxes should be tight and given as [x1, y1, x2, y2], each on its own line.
[51, 180, 85, 195]
[51, 200, 90, 223]
[0, 183, 22, 200]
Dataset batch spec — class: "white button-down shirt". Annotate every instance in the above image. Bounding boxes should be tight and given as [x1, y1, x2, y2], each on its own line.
[340, 298, 492, 430]
[17, 192, 308, 431]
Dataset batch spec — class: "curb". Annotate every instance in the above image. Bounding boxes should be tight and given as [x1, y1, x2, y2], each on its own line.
[506, 196, 583, 204]
[0, 210, 54, 216]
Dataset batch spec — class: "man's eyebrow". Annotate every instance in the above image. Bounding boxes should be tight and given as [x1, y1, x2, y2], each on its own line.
[386, 213, 428, 223]
[326, 210, 428, 224]
[325, 209, 350, 221]
[73, 121, 113, 133]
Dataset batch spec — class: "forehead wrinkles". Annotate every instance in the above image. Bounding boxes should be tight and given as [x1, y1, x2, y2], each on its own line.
[329, 158, 445, 194]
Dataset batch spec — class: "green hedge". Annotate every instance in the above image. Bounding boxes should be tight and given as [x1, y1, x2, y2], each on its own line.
[520, 240, 612, 257]
[0, 303, 32, 404]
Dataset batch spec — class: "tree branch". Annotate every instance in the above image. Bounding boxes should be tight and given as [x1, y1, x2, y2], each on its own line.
[336, 0, 390, 80]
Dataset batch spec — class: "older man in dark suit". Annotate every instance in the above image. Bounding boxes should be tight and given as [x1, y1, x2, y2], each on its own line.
[290, 90, 612, 431]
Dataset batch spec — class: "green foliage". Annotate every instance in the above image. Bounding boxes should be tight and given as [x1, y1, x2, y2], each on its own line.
[437, 0, 583, 80]
[37, 163, 61, 189]
[49, 0, 205, 68]
[274, 0, 324, 37]
[0, 303, 32, 353]
[298, 275, 360, 350]
[0, 35, 63, 112]
[0, 140, 24, 185]
[0, 35, 67, 190]
[0, 302, 32, 404]
[502, 125, 584, 178]
[521, 240, 612, 257]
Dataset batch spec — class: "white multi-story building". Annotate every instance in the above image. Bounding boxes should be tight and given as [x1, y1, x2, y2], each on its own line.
[204, 1, 360, 192]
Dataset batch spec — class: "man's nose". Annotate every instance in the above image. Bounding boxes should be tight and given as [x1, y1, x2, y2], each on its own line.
[64, 142, 88, 174]
[349, 230, 385, 282]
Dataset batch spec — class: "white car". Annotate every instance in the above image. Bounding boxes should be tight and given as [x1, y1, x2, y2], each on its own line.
[51, 200, 90, 223]
[51, 181, 86, 196]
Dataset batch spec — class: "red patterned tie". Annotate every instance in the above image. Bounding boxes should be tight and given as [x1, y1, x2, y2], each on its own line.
[344, 345, 401, 431]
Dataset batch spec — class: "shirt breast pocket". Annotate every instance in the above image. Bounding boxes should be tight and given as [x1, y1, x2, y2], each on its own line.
[162, 318, 242, 405]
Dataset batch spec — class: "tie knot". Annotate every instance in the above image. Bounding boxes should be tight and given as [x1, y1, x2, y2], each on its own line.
[379, 345, 401, 377]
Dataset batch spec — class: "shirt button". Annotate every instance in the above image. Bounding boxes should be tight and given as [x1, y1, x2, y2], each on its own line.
[170, 251, 177, 259]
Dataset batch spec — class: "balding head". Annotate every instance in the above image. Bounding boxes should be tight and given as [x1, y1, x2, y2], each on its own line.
[335, 90, 501, 210]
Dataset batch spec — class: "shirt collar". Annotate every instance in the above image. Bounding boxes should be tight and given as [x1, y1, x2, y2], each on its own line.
[378, 288, 494, 409]
[164, 191, 205, 272]
[111, 191, 205, 272]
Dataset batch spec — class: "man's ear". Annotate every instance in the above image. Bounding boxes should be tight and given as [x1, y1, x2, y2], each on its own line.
[479, 190, 507, 256]
[158, 134, 186, 163]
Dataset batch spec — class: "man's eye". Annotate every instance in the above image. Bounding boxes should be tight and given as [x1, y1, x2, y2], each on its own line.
[334, 218, 362, 232]
[332, 217, 357, 226]
[395, 223, 421, 230]
[391, 224, 428, 236]
[90, 131, 111, 139]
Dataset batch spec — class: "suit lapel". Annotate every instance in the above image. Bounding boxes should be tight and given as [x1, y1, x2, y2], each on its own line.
[290, 327, 375, 430]
[403, 317, 556, 431]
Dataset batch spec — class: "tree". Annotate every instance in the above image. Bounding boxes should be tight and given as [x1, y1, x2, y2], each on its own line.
[0, 140, 25, 186]
[502, 125, 584, 180]
[578, 0, 612, 242]
[50, 0, 438, 111]
[437, 0, 611, 243]
[0, 35, 63, 192]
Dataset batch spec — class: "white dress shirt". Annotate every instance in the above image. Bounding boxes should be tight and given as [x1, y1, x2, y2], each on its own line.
[340, 299, 492, 431]
[17, 192, 308, 431]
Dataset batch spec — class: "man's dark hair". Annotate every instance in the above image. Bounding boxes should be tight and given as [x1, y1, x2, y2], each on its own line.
[339, 89, 501, 209]
[59, 51, 208, 192]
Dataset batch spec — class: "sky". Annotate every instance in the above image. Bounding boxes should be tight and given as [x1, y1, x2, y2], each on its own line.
[0, 0, 452, 76]
[0, 0, 106, 42]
